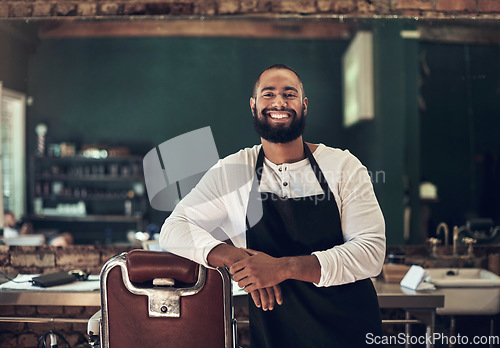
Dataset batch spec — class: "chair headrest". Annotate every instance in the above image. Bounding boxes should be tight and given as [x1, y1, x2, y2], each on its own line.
[126, 249, 199, 284]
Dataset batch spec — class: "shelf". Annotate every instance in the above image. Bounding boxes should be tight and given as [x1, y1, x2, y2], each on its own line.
[34, 155, 143, 162]
[29, 154, 147, 236]
[27, 214, 142, 223]
[34, 195, 138, 201]
[35, 174, 144, 182]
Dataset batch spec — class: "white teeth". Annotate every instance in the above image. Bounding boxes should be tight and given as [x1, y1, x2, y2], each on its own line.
[269, 113, 289, 119]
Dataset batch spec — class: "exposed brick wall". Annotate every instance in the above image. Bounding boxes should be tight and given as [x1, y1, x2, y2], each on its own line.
[0, 245, 132, 348]
[435, 0, 476, 12]
[0, 0, 498, 18]
[0, 245, 133, 275]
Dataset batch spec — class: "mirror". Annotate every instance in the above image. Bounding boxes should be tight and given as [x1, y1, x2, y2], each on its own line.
[417, 22, 500, 244]
[0, 16, 498, 245]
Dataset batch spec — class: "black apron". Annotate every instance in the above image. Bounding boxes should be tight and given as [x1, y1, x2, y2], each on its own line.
[245, 143, 383, 347]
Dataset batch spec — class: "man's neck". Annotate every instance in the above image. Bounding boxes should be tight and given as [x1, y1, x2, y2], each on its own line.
[261, 137, 306, 164]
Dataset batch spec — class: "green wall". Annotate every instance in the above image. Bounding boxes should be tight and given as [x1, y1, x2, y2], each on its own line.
[26, 36, 350, 227]
[23, 26, 499, 244]
[27, 37, 348, 159]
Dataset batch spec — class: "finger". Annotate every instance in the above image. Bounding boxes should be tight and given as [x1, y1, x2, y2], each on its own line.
[273, 285, 283, 305]
[250, 291, 261, 308]
[258, 288, 269, 311]
[242, 248, 259, 255]
[243, 281, 259, 293]
[238, 278, 252, 290]
[229, 259, 247, 275]
[265, 287, 275, 310]
[232, 269, 248, 282]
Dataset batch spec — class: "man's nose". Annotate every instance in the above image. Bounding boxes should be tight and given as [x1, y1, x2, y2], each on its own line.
[272, 95, 287, 108]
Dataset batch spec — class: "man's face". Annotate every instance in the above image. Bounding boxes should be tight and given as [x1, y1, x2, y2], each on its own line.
[250, 69, 308, 143]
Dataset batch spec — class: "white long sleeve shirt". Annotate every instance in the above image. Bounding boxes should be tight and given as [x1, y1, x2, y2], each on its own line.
[160, 143, 386, 287]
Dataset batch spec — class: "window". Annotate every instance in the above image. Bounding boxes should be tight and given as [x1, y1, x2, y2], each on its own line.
[0, 82, 26, 226]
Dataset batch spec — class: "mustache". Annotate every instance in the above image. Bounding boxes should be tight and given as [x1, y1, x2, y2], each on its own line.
[261, 107, 297, 117]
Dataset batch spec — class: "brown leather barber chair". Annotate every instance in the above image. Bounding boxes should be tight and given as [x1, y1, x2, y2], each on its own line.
[97, 249, 235, 348]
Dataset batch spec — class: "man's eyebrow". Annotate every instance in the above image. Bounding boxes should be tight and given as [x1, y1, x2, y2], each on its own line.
[260, 86, 275, 93]
[260, 86, 299, 93]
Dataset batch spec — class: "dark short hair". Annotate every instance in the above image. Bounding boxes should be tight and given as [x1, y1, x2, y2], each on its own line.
[253, 64, 305, 98]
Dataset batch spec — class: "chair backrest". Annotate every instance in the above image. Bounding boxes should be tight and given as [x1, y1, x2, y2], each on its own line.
[100, 249, 234, 348]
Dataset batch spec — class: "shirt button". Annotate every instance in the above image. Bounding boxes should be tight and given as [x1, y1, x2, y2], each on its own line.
[283, 182, 288, 186]
[278, 167, 282, 172]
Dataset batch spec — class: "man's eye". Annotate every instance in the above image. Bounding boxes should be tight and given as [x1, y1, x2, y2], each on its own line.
[285, 93, 297, 98]
[263, 93, 274, 98]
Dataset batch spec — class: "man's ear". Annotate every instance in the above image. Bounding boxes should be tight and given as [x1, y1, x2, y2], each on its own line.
[250, 97, 256, 117]
[303, 97, 309, 116]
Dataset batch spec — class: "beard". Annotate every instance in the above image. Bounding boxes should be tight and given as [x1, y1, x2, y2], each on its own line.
[253, 105, 306, 144]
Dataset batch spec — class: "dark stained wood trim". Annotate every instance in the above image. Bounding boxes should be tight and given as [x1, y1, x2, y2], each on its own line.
[38, 19, 356, 39]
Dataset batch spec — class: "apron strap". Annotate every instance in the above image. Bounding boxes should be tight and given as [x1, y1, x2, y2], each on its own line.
[303, 143, 335, 198]
[255, 145, 266, 185]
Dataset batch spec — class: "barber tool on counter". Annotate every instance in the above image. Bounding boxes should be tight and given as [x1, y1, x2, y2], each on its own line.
[31, 270, 88, 288]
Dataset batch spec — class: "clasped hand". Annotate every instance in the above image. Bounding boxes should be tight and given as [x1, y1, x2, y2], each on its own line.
[230, 249, 287, 311]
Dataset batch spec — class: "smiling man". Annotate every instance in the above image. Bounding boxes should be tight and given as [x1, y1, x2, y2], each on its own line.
[160, 64, 386, 347]
[251, 67, 307, 144]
